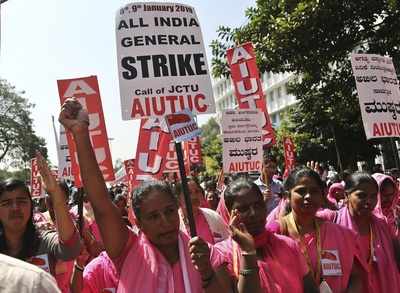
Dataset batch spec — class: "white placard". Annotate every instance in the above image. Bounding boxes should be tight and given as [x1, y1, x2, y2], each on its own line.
[166, 109, 201, 142]
[58, 124, 72, 179]
[116, 2, 215, 120]
[222, 109, 263, 173]
[351, 53, 400, 139]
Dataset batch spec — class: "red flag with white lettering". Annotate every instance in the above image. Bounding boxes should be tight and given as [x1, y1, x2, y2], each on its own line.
[57, 76, 115, 187]
[133, 118, 171, 184]
[283, 137, 296, 178]
[184, 137, 203, 173]
[226, 42, 275, 147]
[30, 158, 43, 198]
[124, 159, 135, 194]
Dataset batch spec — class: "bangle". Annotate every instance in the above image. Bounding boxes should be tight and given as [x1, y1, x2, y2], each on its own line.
[239, 267, 259, 277]
[74, 263, 84, 272]
[241, 250, 257, 256]
[201, 270, 215, 289]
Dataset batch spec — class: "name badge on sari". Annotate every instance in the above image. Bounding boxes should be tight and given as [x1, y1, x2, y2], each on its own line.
[27, 254, 50, 273]
[321, 250, 342, 276]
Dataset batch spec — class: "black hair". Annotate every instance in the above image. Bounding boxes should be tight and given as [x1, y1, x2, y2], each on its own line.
[173, 177, 204, 198]
[344, 172, 378, 194]
[262, 154, 277, 164]
[224, 177, 262, 212]
[113, 193, 127, 204]
[0, 179, 40, 260]
[131, 181, 177, 220]
[283, 168, 325, 194]
[204, 180, 216, 191]
[380, 177, 396, 191]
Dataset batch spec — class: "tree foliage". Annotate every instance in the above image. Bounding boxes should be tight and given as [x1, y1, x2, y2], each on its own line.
[200, 117, 222, 176]
[0, 79, 47, 168]
[212, 0, 400, 170]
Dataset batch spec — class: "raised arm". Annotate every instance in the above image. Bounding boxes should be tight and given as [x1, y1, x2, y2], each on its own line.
[58, 98, 128, 258]
[36, 152, 76, 242]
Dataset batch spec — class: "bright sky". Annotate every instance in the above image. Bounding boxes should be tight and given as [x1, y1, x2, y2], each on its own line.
[0, 0, 254, 167]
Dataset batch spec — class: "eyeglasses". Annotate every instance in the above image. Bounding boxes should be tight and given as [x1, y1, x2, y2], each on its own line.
[0, 197, 30, 208]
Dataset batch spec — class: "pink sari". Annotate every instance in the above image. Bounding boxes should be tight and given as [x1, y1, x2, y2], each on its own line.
[335, 206, 400, 292]
[215, 229, 308, 292]
[265, 198, 288, 226]
[115, 231, 224, 292]
[271, 218, 361, 292]
[216, 191, 230, 225]
[372, 173, 399, 237]
[83, 251, 118, 293]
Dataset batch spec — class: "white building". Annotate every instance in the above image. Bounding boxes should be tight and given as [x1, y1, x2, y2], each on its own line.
[213, 71, 297, 126]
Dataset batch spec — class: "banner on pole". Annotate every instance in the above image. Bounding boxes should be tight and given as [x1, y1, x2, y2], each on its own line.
[166, 109, 201, 142]
[30, 158, 44, 198]
[116, 2, 215, 120]
[222, 109, 263, 173]
[57, 76, 115, 187]
[351, 53, 400, 139]
[133, 118, 170, 183]
[283, 137, 296, 178]
[226, 42, 275, 147]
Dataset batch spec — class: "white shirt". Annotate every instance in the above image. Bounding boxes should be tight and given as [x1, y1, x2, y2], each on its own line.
[0, 253, 60, 293]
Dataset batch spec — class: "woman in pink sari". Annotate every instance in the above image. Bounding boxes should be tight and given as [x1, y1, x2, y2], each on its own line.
[326, 172, 400, 292]
[371, 173, 399, 237]
[59, 98, 232, 293]
[176, 178, 229, 244]
[268, 168, 363, 292]
[215, 177, 318, 293]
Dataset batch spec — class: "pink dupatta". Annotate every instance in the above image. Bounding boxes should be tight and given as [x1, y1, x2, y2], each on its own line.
[117, 232, 204, 293]
[215, 229, 308, 293]
[336, 206, 400, 292]
[372, 173, 399, 237]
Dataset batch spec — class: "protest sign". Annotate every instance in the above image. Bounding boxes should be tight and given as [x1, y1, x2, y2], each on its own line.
[51, 116, 72, 179]
[132, 118, 171, 183]
[283, 137, 296, 178]
[57, 76, 115, 187]
[222, 109, 263, 173]
[116, 2, 215, 119]
[227, 42, 275, 147]
[351, 53, 400, 139]
[124, 159, 135, 193]
[30, 158, 43, 198]
[184, 136, 203, 171]
[166, 109, 201, 142]
[58, 124, 72, 179]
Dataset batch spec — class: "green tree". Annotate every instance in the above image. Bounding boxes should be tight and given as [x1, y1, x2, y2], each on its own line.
[0, 79, 47, 168]
[200, 117, 222, 176]
[211, 0, 400, 170]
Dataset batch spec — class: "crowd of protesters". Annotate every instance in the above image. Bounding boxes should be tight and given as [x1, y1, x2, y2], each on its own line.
[0, 98, 400, 292]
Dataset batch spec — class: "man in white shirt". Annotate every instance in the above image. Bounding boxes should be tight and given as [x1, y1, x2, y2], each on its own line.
[254, 154, 283, 215]
[0, 253, 60, 292]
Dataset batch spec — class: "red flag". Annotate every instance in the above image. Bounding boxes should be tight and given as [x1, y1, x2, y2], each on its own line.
[184, 137, 203, 173]
[283, 137, 296, 178]
[226, 42, 275, 147]
[30, 158, 43, 198]
[132, 118, 170, 184]
[124, 159, 135, 194]
[57, 76, 115, 187]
